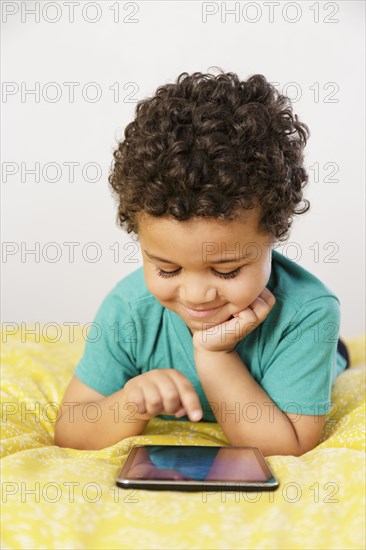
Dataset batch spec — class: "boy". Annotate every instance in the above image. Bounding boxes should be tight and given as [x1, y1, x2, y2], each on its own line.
[54, 70, 349, 455]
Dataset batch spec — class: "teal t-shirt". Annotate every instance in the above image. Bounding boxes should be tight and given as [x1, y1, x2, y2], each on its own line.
[74, 250, 347, 421]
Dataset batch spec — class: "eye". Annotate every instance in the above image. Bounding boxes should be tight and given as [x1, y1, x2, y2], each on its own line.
[154, 267, 242, 280]
[214, 268, 241, 280]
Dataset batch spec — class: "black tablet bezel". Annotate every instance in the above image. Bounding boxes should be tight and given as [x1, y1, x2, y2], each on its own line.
[115, 444, 280, 492]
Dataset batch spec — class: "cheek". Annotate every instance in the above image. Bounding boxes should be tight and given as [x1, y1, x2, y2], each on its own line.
[144, 270, 175, 301]
[226, 280, 255, 306]
[228, 265, 270, 305]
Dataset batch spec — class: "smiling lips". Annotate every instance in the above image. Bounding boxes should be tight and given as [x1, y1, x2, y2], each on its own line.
[183, 305, 222, 318]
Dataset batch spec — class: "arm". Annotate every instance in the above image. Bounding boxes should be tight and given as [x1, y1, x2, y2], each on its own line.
[192, 288, 326, 457]
[55, 369, 203, 451]
[194, 347, 325, 457]
[54, 386, 149, 451]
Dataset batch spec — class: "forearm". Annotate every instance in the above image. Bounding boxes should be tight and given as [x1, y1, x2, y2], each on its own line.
[54, 388, 149, 450]
[194, 348, 301, 457]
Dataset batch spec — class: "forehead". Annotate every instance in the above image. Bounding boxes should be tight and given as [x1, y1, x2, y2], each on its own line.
[137, 208, 270, 261]
[138, 207, 261, 234]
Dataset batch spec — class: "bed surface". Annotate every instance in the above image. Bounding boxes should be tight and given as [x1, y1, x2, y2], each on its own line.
[1, 327, 365, 550]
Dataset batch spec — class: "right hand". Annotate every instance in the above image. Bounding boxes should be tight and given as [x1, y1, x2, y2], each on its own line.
[122, 369, 203, 422]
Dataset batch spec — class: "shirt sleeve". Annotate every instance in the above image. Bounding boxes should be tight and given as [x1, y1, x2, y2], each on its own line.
[260, 296, 341, 415]
[73, 288, 140, 396]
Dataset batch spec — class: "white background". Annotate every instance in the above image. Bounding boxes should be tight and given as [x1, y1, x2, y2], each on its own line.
[1, 0, 365, 338]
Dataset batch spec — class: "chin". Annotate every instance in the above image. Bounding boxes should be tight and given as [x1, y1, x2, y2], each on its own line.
[191, 313, 233, 328]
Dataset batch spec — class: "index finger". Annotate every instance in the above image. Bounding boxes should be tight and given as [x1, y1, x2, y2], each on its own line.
[170, 372, 203, 422]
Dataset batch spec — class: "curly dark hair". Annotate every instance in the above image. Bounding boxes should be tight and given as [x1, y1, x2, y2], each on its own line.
[108, 69, 310, 243]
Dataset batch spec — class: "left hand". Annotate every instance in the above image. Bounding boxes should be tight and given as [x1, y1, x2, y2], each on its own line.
[191, 287, 276, 353]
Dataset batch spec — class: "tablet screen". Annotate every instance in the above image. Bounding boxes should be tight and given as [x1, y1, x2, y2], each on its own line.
[120, 445, 274, 482]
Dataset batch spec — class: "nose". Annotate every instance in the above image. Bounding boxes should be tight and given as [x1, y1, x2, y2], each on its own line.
[178, 273, 218, 306]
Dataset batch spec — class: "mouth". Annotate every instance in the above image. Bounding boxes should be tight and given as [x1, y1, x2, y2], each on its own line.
[183, 305, 222, 318]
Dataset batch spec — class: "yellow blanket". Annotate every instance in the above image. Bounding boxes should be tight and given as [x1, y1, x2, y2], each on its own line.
[1, 326, 365, 550]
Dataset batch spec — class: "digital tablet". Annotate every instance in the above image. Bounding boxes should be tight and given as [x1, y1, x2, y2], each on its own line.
[115, 445, 280, 491]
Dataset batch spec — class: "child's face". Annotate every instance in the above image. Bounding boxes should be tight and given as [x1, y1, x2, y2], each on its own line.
[136, 207, 274, 333]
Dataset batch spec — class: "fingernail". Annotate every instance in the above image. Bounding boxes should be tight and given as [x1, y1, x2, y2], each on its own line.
[190, 410, 202, 421]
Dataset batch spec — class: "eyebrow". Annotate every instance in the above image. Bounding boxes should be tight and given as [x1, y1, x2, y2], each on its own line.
[142, 249, 250, 264]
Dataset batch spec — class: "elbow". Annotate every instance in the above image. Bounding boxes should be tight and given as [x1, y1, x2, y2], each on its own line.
[274, 439, 316, 457]
[54, 424, 125, 451]
[230, 437, 306, 458]
[54, 434, 101, 451]
[275, 437, 311, 457]
[53, 423, 87, 451]
[54, 433, 70, 449]
[53, 422, 66, 448]
[289, 446, 306, 458]
[54, 429, 102, 451]
[53, 425, 74, 450]
[292, 441, 318, 457]
[260, 444, 305, 458]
